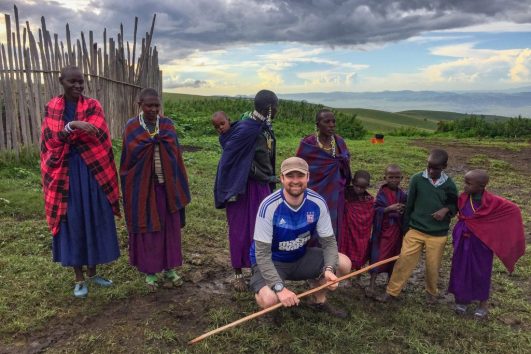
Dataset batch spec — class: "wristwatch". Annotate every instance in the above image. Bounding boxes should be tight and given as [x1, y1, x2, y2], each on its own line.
[272, 282, 284, 293]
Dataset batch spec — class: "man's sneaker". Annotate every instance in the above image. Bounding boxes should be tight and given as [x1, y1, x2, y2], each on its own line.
[310, 302, 349, 319]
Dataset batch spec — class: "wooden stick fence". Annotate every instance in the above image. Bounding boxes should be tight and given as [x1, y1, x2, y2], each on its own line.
[0, 5, 162, 153]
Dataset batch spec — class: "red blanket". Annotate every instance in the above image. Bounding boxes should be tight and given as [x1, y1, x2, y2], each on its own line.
[457, 190, 525, 273]
[40, 95, 120, 236]
[339, 193, 374, 269]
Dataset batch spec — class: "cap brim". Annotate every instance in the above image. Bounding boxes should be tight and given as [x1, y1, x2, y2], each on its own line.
[281, 168, 308, 175]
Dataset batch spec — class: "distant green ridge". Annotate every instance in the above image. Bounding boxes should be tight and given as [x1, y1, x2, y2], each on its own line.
[162, 92, 513, 132]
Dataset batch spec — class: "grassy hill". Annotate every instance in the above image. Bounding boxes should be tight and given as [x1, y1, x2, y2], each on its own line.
[398, 110, 510, 122]
[336, 108, 438, 131]
[163, 92, 515, 133]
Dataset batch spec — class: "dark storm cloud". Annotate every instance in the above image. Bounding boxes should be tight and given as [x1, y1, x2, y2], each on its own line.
[3, 0, 531, 63]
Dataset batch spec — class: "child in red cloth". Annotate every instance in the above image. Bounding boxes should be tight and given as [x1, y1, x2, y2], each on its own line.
[448, 169, 525, 318]
[339, 170, 375, 270]
[366, 164, 407, 297]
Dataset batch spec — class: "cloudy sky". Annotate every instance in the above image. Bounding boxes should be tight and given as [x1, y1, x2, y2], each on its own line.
[2, 0, 531, 96]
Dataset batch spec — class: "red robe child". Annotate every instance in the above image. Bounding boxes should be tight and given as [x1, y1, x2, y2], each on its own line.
[340, 187, 375, 269]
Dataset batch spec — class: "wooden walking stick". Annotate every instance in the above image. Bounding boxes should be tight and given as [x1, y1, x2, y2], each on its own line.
[188, 255, 399, 345]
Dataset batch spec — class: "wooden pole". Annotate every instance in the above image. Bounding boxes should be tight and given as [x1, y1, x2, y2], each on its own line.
[188, 255, 400, 345]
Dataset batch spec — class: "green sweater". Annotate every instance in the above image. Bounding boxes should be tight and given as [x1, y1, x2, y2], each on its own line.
[405, 172, 458, 236]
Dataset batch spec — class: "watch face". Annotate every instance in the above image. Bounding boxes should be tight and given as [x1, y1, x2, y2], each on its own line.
[273, 283, 284, 292]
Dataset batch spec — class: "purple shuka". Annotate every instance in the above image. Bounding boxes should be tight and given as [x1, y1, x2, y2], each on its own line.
[448, 198, 494, 304]
[226, 179, 272, 268]
[129, 184, 183, 274]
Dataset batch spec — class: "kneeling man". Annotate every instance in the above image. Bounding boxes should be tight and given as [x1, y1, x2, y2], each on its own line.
[249, 157, 352, 318]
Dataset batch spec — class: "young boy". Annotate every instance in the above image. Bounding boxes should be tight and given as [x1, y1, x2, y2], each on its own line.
[339, 170, 374, 270]
[449, 169, 525, 318]
[378, 149, 458, 304]
[211, 111, 231, 135]
[366, 164, 407, 298]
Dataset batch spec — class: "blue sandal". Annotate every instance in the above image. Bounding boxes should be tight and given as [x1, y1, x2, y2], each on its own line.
[74, 281, 88, 298]
[88, 275, 113, 287]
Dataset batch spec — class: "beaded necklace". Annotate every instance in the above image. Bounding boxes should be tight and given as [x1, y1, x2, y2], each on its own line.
[139, 112, 159, 137]
[469, 194, 482, 213]
[316, 132, 336, 157]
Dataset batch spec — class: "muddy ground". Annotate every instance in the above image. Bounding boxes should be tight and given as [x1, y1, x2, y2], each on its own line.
[2, 140, 530, 353]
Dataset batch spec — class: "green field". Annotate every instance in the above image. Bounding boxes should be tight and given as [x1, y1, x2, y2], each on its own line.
[0, 94, 529, 353]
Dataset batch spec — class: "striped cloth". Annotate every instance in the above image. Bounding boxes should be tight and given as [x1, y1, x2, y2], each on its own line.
[296, 134, 351, 238]
[120, 116, 191, 233]
[40, 95, 120, 236]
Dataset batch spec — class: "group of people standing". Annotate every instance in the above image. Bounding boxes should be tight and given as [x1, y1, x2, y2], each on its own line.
[40, 66, 525, 322]
[211, 91, 526, 319]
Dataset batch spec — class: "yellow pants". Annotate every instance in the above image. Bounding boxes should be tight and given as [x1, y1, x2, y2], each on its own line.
[386, 228, 447, 297]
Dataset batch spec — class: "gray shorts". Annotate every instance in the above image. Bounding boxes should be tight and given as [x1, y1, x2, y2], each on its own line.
[249, 247, 325, 293]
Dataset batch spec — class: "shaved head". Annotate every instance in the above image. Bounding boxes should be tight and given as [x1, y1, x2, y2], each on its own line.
[465, 169, 489, 186]
[385, 164, 401, 175]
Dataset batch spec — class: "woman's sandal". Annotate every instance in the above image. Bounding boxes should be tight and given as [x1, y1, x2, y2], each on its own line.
[474, 307, 488, 320]
[162, 270, 183, 288]
[454, 304, 468, 316]
[232, 274, 247, 292]
[146, 274, 159, 292]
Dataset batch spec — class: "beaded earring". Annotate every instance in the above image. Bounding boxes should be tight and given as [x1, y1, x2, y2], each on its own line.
[267, 105, 272, 120]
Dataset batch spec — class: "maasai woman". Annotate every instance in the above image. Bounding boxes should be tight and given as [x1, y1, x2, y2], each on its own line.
[296, 109, 351, 239]
[214, 90, 278, 291]
[340, 170, 374, 270]
[120, 88, 191, 291]
[367, 164, 407, 297]
[449, 169, 525, 319]
[40, 66, 120, 298]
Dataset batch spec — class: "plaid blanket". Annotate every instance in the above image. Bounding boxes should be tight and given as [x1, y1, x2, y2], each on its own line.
[296, 134, 351, 236]
[40, 95, 120, 236]
[120, 116, 191, 233]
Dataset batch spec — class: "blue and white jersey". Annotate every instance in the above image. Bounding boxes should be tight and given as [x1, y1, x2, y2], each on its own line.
[250, 188, 334, 264]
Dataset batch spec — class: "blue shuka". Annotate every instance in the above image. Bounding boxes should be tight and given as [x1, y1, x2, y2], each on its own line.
[214, 118, 266, 209]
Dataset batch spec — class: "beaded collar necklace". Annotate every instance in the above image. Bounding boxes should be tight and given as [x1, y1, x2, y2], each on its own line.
[139, 112, 159, 137]
[316, 132, 336, 157]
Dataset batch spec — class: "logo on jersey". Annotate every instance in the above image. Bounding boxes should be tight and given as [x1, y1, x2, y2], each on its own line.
[278, 231, 311, 251]
[279, 218, 286, 225]
[306, 212, 315, 223]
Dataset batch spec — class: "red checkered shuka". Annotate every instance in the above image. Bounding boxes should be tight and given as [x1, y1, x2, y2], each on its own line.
[40, 95, 120, 236]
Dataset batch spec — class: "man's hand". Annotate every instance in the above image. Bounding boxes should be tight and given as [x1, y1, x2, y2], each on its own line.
[70, 121, 98, 136]
[323, 270, 339, 291]
[276, 288, 300, 307]
[432, 207, 450, 221]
